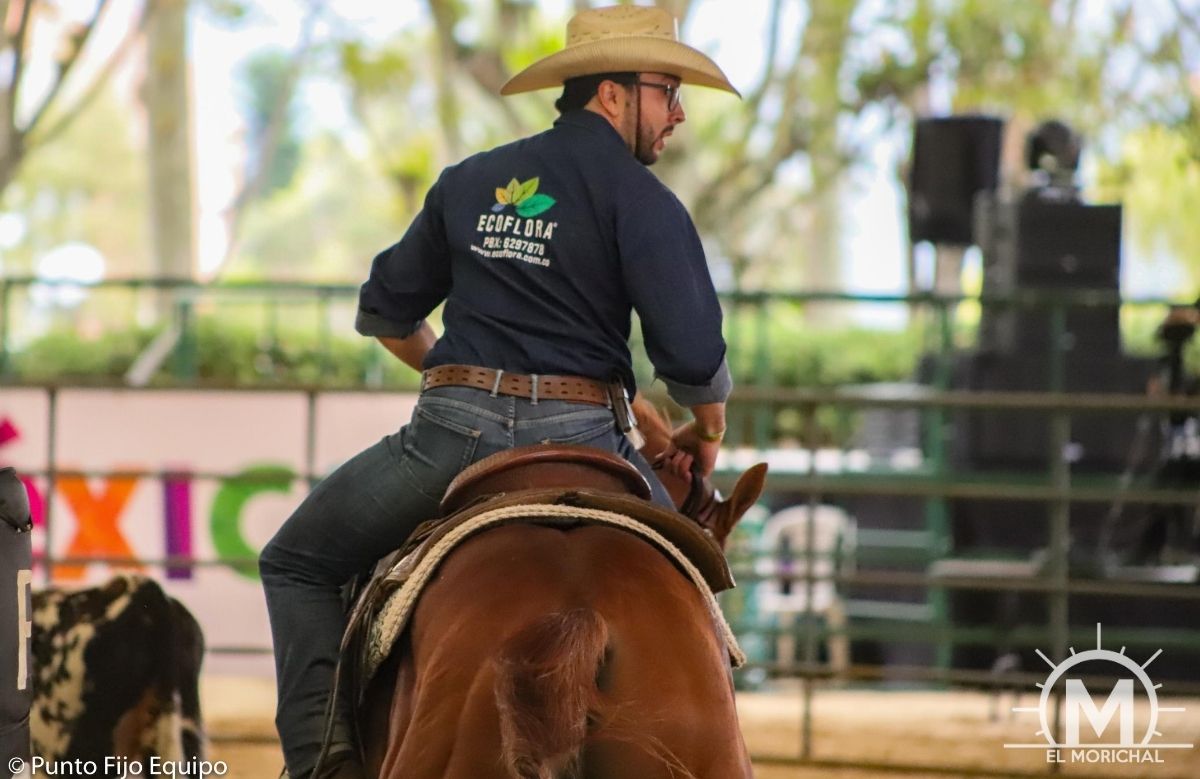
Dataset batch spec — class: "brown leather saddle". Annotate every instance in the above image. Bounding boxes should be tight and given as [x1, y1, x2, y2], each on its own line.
[433, 444, 731, 591]
[441, 442, 653, 513]
[341, 444, 734, 685]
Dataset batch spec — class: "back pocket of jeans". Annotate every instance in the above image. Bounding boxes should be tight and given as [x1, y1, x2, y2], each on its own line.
[538, 415, 617, 448]
[401, 405, 482, 499]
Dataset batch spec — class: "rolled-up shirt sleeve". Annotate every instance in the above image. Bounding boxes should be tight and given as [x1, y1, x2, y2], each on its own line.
[617, 183, 731, 406]
[355, 174, 452, 338]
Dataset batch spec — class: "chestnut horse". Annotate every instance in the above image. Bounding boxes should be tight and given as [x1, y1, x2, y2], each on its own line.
[357, 400, 767, 779]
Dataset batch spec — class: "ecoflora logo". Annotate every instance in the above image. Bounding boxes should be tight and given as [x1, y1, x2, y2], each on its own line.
[1004, 624, 1193, 765]
[492, 177, 556, 218]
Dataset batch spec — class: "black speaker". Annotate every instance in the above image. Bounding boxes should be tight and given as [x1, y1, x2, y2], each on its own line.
[908, 115, 1004, 245]
[1016, 196, 1121, 288]
[979, 299, 1121, 355]
[944, 350, 1155, 472]
[978, 193, 1123, 354]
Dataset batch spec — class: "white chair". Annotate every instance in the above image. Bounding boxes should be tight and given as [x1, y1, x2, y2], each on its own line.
[755, 504, 856, 676]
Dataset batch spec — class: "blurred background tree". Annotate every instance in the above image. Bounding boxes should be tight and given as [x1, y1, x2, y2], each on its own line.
[0, 0, 143, 195]
[0, 0, 148, 277]
[1, 0, 1197, 294]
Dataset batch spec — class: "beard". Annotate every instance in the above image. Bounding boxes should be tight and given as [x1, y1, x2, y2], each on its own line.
[634, 120, 661, 166]
[622, 92, 665, 166]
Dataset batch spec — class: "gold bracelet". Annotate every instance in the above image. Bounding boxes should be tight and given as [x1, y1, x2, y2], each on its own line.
[697, 426, 725, 443]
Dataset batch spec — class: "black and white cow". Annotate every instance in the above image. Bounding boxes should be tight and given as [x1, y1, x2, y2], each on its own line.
[30, 573, 206, 769]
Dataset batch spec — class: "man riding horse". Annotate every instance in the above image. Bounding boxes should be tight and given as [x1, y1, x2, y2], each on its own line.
[258, 6, 741, 778]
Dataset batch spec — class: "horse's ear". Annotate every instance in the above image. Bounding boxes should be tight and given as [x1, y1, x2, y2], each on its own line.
[711, 463, 768, 547]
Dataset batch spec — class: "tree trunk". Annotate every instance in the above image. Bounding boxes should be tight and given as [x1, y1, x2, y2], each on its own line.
[0, 147, 20, 200]
[798, 0, 855, 323]
[144, 0, 196, 287]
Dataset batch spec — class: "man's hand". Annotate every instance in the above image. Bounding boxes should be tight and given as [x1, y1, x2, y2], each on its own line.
[658, 401, 725, 479]
[658, 420, 722, 479]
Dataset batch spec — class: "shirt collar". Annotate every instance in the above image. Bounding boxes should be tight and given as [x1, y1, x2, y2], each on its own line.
[553, 109, 630, 152]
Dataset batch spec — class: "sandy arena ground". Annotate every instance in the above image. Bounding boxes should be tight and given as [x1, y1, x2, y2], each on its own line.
[202, 676, 1200, 778]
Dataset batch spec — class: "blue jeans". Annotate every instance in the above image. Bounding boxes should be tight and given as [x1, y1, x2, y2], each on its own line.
[259, 386, 670, 777]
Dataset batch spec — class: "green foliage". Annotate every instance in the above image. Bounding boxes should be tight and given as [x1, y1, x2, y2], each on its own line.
[4, 87, 149, 275]
[225, 135, 403, 280]
[7, 0, 1199, 305]
[4, 318, 420, 390]
[7, 326, 153, 382]
[629, 310, 924, 447]
[339, 39, 415, 94]
[498, 13, 563, 76]
[714, 300, 924, 388]
[626, 302, 922, 396]
[185, 318, 417, 387]
[200, 1, 1200, 290]
[792, 327, 919, 386]
[1095, 126, 1200, 289]
[238, 50, 304, 196]
[197, 0, 253, 23]
[731, 325, 921, 388]
[8, 316, 913, 393]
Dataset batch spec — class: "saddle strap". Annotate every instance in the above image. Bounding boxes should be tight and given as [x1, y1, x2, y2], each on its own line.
[652, 458, 723, 535]
[681, 471, 721, 532]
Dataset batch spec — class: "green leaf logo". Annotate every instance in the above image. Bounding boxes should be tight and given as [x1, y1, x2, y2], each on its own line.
[494, 175, 556, 216]
[514, 177, 539, 204]
[516, 193, 556, 217]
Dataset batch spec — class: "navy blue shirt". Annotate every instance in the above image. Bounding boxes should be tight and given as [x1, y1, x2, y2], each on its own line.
[355, 109, 730, 406]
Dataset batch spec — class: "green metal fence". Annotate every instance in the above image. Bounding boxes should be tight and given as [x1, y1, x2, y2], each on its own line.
[0, 276, 1173, 389]
[4, 277, 1200, 775]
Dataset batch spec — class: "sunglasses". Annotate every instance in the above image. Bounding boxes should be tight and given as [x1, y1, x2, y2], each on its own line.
[635, 81, 682, 111]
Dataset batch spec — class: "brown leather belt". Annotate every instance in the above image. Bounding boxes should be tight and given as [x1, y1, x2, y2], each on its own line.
[421, 364, 613, 406]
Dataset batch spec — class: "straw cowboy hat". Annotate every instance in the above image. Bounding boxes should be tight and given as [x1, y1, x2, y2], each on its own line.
[500, 5, 740, 97]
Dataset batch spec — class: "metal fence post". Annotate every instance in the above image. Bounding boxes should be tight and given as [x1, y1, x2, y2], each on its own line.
[754, 294, 773, 449]
[0, 280, 11, 378]
[1047, 298, 1071, 762]
[173, 289, 198, 381]
[799, 401, 820, 760]
[927, 294, 954, 671]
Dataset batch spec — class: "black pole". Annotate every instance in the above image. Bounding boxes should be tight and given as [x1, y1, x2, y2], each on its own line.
[1, 466, 32, 778]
